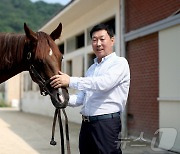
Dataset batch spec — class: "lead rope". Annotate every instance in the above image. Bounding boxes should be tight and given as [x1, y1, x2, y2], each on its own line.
[58, 109, 65, 154]
[50, 108, 71, 154]
[62, 109, 71, 153]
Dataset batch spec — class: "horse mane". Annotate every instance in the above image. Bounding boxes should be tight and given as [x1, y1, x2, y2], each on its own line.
[0, 33, 25, 70]
[0, 31, 59, 70]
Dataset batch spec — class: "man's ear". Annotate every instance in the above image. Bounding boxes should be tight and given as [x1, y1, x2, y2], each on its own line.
[24, 23, 38, 42]
[50, 23, 62, 41]
[111, 36, 115, 45]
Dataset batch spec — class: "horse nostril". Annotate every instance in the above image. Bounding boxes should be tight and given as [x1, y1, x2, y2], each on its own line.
[41, 91, 47, 96]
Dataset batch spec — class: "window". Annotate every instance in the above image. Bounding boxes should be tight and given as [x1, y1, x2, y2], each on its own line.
[76, 33, 85, 49]
[66, 60, 72, 76]
[66, 32, 85, 53]
[0, 82, 5, 100]
[0, 83, 5, 92]
[59, 43, 64, 54]
[87, 26, 93, 45]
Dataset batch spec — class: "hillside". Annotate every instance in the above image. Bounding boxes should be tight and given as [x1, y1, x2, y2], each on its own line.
[0, 0, 63, 33]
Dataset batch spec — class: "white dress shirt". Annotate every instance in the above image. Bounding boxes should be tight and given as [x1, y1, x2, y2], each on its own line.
[69, 52, 130, 116]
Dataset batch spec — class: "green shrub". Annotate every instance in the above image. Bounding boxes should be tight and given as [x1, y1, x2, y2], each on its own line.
[0, 100, 10, 107]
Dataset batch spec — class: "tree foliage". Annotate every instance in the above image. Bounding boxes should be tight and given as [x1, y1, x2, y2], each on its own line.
[0, 0, 63, 33]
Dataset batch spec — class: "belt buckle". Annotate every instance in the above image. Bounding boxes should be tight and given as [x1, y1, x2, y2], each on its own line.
[83, 116, 90, 122]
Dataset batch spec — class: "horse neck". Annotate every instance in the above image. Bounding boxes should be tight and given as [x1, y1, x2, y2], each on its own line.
[0, 33, 28, 84]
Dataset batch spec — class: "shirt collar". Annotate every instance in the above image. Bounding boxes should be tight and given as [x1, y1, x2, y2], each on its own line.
[94, 52, 116, 64]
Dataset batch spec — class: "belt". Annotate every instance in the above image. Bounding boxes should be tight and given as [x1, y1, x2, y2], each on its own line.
[82, 112, 120, 122]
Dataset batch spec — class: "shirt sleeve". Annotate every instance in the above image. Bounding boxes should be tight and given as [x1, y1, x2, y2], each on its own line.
[69, 58, 130, 92]
[68, 90, 85, 107]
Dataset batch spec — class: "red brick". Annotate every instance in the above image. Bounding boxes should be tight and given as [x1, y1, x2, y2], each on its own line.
[125, 0, 180, 32]
[127, 33, 159, 138]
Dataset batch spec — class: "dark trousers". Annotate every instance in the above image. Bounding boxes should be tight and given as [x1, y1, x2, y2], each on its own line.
[79, 116, 122, 154]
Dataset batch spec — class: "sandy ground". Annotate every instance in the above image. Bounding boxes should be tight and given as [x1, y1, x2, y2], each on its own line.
[0, 108, 177, 154]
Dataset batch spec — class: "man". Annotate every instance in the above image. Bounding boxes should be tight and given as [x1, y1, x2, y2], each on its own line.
[50, 23, 130, 154]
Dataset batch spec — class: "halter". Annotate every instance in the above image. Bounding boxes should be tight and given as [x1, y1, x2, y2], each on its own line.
[24, 42, 71, 154]
[25, 44, 68, 108]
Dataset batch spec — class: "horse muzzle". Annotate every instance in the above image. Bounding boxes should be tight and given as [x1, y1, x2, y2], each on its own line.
[38, 81, 69, 109]
[49, 87, 69, 109]
[28, 65, 69, 109]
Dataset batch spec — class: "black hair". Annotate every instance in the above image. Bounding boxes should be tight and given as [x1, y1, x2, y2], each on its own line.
[90, 23, 114, 39]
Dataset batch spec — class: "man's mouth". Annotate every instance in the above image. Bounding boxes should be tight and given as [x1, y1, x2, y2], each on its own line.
[97, 48, 103, 51]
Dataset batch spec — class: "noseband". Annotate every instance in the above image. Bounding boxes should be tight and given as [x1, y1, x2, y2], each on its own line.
[25, 43, 71, 154]
[29, 64, 51, 96]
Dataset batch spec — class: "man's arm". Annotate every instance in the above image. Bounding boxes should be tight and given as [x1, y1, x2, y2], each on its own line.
[50, 58, 130, 92]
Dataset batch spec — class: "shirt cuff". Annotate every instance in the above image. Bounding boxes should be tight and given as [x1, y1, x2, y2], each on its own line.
[69, 77, 79, 89]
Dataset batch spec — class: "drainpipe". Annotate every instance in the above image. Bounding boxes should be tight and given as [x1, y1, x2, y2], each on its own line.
[120, 0, 126, 57]
[120, 0, 127, 138]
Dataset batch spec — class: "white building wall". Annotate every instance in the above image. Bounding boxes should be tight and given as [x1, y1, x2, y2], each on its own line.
[159, 24, 180, 152]
[5, 74, 21, 107]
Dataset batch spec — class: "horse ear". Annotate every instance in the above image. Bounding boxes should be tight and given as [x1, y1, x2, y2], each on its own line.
[24, 23, 38, 42]
[50, 23, 62, 41]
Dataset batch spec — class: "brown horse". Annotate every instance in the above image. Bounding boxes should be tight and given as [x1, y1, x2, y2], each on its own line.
[0, 23, 69, 108]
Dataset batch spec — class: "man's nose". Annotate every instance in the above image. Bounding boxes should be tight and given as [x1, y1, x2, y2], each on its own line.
[97, 39, 101, 46]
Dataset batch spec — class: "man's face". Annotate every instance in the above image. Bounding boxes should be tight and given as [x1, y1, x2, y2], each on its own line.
[91, 30, 114, 62]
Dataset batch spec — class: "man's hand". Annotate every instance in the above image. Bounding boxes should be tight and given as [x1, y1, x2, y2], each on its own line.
[50, 71, 70, 88]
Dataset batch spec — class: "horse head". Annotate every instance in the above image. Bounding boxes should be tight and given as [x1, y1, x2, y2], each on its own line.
[24, 23, 69, 109]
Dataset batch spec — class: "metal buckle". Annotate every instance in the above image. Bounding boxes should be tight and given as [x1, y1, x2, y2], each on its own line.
[82, 116, 90, 122]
